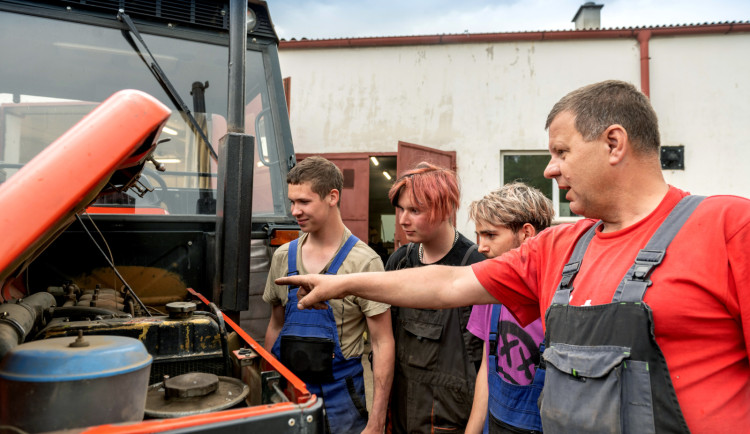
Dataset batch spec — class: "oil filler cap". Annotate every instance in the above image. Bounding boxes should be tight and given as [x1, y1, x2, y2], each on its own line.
[166, 301, 196, 319]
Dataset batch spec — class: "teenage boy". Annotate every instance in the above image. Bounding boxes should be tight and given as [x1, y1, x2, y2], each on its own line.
[465, 183, 553, 434]
[263, 156, 395, 434]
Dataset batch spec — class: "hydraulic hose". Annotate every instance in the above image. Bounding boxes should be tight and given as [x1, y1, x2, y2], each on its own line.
[0, 292, 56, 358]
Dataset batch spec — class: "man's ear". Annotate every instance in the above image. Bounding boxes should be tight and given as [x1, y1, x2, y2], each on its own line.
[328, 189, 340, 207]
[604, 124, 628, 165]
[518, 223, 536, 243]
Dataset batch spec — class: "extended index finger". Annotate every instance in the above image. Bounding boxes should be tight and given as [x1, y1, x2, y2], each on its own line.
[274, 275, 325, 310]
[275, 275, 304, 287]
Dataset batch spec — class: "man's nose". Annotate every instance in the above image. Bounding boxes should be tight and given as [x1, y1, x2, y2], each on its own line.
[543, 158, 559, 179]
[291, 205, 301, 215]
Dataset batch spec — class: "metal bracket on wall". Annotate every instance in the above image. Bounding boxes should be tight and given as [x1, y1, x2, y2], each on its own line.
[661, 145, 684, 170]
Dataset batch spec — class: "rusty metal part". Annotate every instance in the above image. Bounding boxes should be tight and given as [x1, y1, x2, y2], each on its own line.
[68, 331, 90, 348]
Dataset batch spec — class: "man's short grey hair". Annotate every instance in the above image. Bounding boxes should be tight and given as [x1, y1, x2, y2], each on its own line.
[545, 80, 660, 154]
[469, 182, 554, 234]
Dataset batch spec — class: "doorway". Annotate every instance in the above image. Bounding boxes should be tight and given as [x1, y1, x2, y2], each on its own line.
[367, 155, 397, 263]
[296, 142, 455, 255]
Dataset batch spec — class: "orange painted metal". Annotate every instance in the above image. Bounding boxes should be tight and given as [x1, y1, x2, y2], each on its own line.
[84, 206, 169, 215]
[185, 287, 312, 402]
[0, 90, 170, 286]
[79, 400, 315, 434]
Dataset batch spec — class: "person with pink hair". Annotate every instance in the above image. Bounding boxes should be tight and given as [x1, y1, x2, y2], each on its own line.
[384, 161, 486, 434]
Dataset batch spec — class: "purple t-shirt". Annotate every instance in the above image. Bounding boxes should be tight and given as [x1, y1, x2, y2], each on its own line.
[467, 304, 544, 386]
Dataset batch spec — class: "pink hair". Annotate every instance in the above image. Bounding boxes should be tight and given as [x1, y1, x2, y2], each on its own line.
[388, 161, 459, 224]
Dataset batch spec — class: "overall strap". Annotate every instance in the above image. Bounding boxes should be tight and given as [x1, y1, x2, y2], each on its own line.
[326, 234, 360, 275]
[551, 221, 602, 305]
[488, 304, 502, 366]
[287, 238, 300, 277]
[613, 195, 705, 303]
[396, 242, 415, 270]
[460, 244, 479, 266]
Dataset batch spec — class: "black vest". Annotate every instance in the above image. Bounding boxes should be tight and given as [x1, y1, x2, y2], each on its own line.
[386, 234, 484, 433]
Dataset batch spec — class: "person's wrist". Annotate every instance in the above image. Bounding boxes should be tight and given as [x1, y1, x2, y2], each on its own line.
[365, 420, 385, 432]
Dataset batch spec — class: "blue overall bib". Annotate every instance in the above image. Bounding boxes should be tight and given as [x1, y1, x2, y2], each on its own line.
[271, 235, 368, 433]
[486, 305, 545, 434]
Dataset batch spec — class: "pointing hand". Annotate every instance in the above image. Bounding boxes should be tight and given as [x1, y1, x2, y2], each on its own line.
[275, 274, 344, 310]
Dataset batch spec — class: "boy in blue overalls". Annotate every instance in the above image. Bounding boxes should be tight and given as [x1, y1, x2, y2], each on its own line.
[465, 183, 554, 434]
[263, 156, 395, 433]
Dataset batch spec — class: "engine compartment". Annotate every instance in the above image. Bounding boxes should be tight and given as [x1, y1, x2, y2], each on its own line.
[0, 285, 290, 432]
[39, 284, 229, 385]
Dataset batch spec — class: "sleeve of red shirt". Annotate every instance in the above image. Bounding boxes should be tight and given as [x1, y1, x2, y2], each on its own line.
[471, 235, 545, 328]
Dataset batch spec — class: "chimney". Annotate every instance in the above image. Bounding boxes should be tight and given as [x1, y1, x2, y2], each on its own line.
[572, 2, 603, 30]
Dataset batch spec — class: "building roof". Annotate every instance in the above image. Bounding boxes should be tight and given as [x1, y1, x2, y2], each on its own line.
[279, 21, 750, 49]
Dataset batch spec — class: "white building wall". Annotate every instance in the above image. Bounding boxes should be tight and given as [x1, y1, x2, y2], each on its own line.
[279, 32, 749, 235]
[649, 33, 750, 196]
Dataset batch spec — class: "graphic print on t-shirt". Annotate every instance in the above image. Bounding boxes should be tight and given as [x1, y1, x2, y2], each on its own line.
[495, 308, 544, 385]
[496, 320, 540, 384]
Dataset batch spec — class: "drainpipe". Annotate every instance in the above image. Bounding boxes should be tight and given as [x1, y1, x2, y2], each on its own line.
[637, 30, 652, 97]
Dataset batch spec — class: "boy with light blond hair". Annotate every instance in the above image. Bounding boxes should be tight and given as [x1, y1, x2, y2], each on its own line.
[465, 182, 553, 434]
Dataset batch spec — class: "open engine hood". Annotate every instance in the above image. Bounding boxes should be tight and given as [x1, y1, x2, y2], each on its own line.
[0, 90, 171, 289]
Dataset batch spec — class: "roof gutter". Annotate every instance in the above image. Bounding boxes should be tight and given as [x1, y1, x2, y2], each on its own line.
[279, 23, 750, 49]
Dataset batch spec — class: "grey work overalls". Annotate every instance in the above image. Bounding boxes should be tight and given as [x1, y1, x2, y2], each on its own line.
[539, 196, 703, 433]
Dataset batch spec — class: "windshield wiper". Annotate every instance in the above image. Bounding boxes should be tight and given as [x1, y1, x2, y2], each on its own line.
[117, 10, 218, 161]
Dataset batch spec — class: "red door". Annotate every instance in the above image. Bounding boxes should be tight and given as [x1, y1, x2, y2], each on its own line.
[295, 153, 370, 241]
[394, 141, 457, 249]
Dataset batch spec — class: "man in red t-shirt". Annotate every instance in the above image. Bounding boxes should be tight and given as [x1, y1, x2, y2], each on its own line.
[278, 80, 750, 433]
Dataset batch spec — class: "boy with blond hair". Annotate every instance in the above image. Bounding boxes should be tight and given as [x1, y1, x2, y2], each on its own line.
[465, 182, 553, 434]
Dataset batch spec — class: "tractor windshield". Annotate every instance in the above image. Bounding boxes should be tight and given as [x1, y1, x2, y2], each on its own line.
[0, 7, 289, 218]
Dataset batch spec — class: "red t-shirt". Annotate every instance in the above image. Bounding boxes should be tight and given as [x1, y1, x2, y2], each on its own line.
[471, 186, 750, 433]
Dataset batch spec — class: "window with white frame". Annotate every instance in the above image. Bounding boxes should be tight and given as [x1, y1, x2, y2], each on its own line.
[500, 151, 579, 220]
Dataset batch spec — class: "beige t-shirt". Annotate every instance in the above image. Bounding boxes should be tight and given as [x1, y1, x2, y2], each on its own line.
[263, 228, 389, 358]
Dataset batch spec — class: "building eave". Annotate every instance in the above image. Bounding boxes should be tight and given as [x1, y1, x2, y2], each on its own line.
[279, 22, 750, 50]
